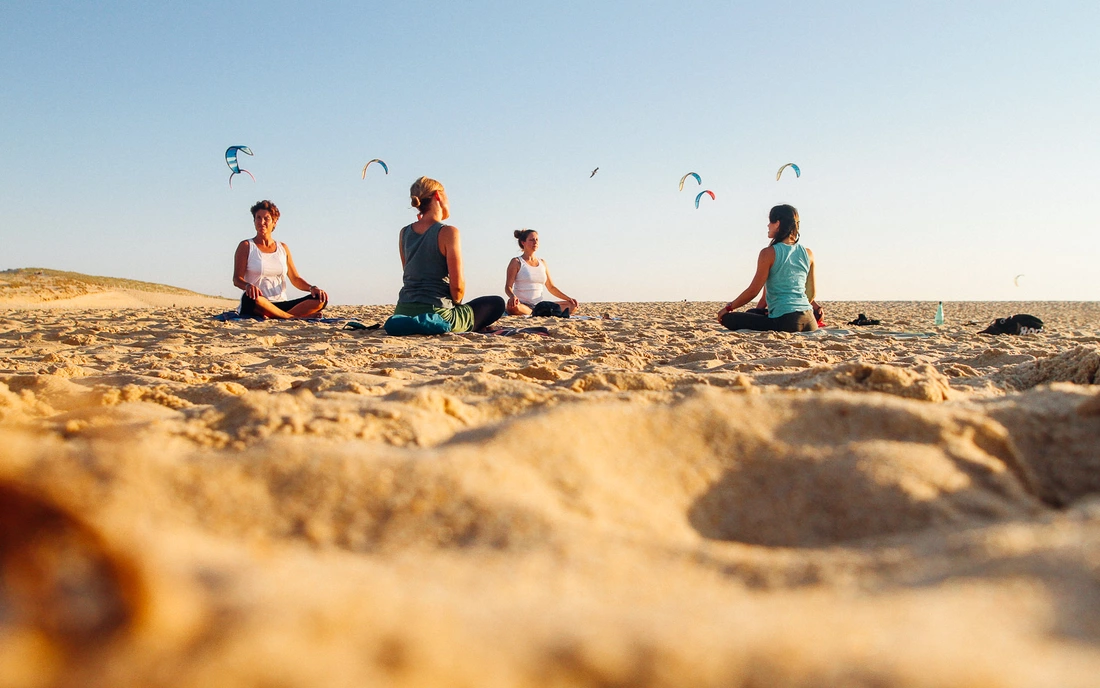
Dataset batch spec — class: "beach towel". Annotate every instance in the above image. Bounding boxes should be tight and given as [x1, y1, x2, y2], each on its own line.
[212, 311, 349, 324]
[873, 331, 937, 339]
[342, 321, 381, 331]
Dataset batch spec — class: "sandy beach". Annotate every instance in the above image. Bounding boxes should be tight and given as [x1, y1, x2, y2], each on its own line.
[3, 284, 1100, 687]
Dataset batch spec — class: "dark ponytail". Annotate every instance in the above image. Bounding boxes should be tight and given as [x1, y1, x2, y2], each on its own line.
[769, 204, 800, 245]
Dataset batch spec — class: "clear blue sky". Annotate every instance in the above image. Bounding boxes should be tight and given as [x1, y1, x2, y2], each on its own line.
[2, 1, 1098, 304]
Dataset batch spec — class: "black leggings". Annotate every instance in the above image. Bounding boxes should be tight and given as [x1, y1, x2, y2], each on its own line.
[468, 295, 506, 331]
[239, 294, 324, 318]
[721, 309, 817, 333]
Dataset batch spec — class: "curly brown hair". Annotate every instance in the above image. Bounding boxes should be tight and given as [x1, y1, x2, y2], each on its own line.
[250, 200, 280, 221]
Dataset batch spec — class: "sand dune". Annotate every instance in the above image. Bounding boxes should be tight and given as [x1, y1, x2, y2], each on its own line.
[0, 268, 235, 310]
[2, 297, 1100, 687]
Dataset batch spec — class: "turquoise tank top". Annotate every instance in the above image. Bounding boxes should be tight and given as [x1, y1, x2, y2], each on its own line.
[397, 222, 452, 307]
[766, 242, 812, 318]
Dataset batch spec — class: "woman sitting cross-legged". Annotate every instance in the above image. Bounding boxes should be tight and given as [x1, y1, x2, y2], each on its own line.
[716, 204, 817, 333]
[232, 200, 328, 319]
[504, 228, 579, 316]
[393, 176, 505, 332]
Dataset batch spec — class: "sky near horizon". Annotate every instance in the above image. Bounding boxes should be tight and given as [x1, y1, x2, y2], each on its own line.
[2, 1, 1098, 305]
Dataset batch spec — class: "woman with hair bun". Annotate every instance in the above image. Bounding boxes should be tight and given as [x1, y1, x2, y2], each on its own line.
[232, 200, 328, 319]
[393, 177, 505, 332]
[504, 229, 579, 316]
[716, 204, 818, 332]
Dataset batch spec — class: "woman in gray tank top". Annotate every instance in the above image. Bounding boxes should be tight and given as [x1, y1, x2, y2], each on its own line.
[393, 177, 505, 332]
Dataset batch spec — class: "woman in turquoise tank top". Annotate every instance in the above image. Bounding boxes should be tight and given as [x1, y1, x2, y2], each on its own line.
[393, 176, 505, 332]
[716, 205, 818, 332]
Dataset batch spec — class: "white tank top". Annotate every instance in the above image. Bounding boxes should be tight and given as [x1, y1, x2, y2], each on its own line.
[243, 240, 289, 301]
[513, 257, 546, 304]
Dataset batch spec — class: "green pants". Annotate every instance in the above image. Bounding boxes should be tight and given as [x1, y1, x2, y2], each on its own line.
[393, 302, 475, 333]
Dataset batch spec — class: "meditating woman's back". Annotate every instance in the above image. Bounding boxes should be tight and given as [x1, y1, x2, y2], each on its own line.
[765, 242, 812, 318]
[399, 222, 451, 307]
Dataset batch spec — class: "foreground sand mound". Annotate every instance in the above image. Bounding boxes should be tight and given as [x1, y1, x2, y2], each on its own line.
[4, 302, 1100, 686]
[982, 384, 1100, 506]
[998, 345, 1100, 389]
[5, 386, 1100, 687]
[763, 362, 952, 402]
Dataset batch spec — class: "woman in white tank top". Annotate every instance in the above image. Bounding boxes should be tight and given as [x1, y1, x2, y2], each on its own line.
[504, 229, 579, 316]
[232, 200, 329, 318]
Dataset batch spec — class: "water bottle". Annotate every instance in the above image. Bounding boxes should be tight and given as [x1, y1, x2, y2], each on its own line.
[935, 302, 945, 326]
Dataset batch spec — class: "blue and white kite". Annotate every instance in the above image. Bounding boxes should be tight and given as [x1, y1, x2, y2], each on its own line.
[679, 172, 702, 191]
[226, 146, 255, 188]
[776, 163, 800, 181]
[362, 159, 389, 178]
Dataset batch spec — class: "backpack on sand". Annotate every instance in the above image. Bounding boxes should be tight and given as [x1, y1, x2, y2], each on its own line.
[981, 314, 1043, 335]
[531, 301, 569, 318]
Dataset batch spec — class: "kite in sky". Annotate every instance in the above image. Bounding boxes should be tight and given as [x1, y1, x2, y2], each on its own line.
[1014, 274, 1025, 287]
[776, 163, 801, 181]
[590, 167, 599, 178]
[362, 159, 389, 177]
[695, 190, 715, 209]
[679, 172, 702, 191]
[225, 146, 255, 188]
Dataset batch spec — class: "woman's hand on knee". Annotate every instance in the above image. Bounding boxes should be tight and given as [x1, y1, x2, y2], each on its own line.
[716, 303, 733, 323]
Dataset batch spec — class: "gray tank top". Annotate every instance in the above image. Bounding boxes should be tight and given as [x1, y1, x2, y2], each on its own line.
[397, 222, 452, 307]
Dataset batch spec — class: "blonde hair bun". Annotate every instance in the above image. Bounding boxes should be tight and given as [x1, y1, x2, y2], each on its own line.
[409, 176, 444, 212]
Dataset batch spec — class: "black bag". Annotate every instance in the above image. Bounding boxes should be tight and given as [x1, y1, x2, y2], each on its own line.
[531, 301, 565, 317]
[848, 313, 881, 326]
[981, 314, 1043, 335]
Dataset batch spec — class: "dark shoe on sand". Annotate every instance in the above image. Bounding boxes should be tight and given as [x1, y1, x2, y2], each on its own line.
[848, 313, 881, 326]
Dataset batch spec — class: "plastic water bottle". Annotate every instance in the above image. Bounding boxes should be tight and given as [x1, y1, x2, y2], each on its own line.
[935, 302, 945, 326]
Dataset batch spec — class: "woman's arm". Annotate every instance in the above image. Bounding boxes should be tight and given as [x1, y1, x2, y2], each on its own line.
[504, 258, 521, 309]
[804, 248, 816, 302]
[398, 227, 407, 269]
[542, 261, 578, 309]
[716, 247, 775, 322]
[284, 244, 328, 303]
[232, 240, 262, 300]
[438, 225, 465, 303]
